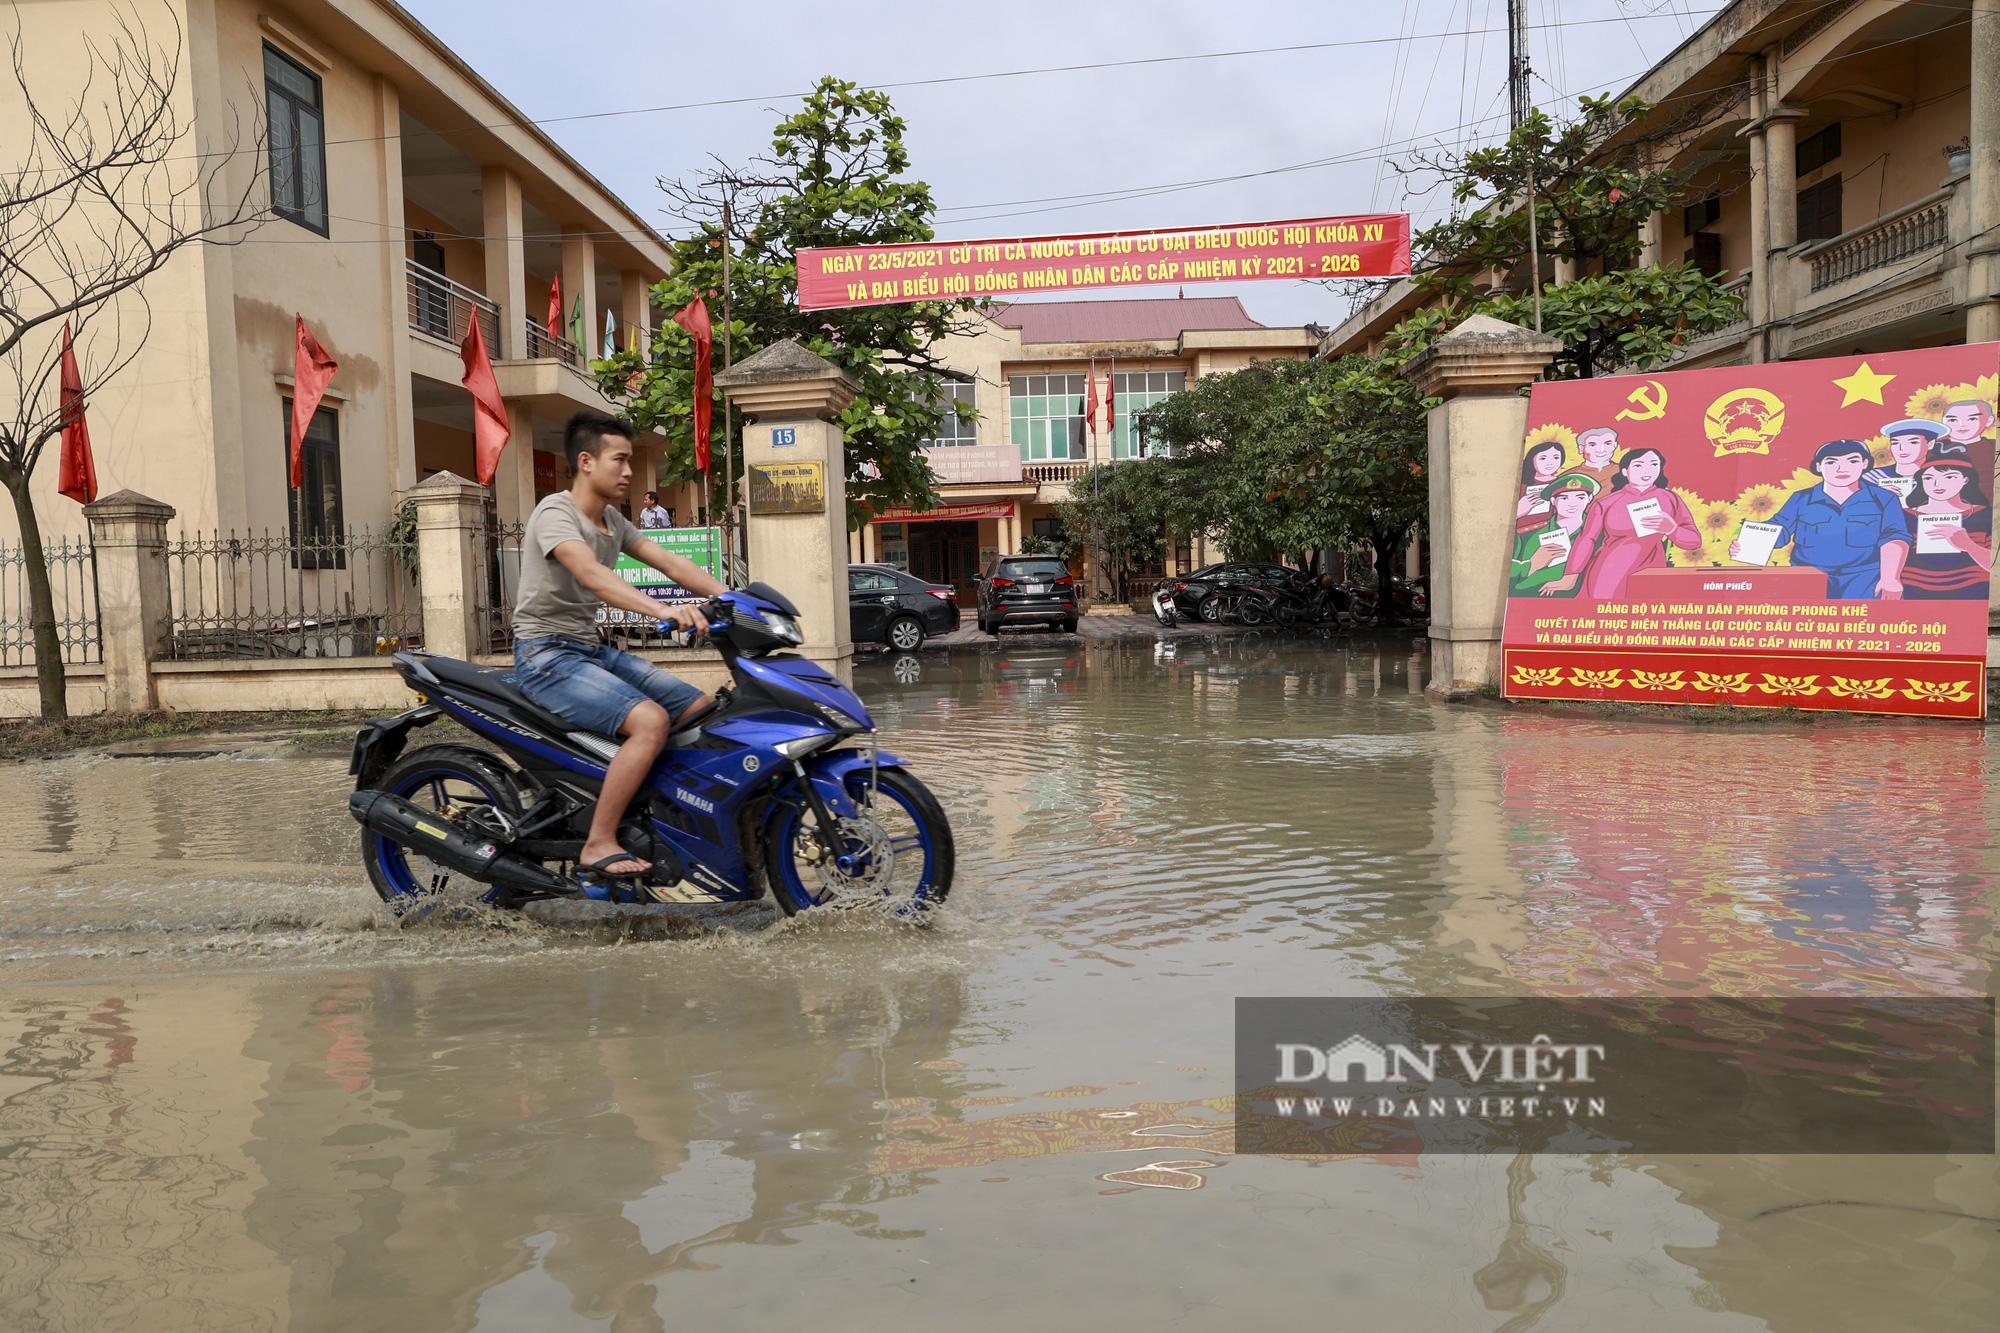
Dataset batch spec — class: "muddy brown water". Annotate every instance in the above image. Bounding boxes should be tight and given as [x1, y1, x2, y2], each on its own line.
[0, 632, 1992, 1331]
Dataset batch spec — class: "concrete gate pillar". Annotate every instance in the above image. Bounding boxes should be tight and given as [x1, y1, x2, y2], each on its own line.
[1401, 314, 1561, 699]
[715, 339, 858, 683]
[1969, 0, 2000, 343]
[84, 490, 175, 711]
[412, 470, 489, 660]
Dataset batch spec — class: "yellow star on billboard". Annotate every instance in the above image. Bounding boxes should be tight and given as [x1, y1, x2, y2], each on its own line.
[1832, 362, 1896, 406]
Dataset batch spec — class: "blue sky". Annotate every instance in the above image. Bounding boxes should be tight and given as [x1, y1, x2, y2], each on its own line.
[404, 0, 1723, 328]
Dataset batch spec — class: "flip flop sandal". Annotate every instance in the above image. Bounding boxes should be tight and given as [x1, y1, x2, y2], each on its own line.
[578, 850, 651, 887]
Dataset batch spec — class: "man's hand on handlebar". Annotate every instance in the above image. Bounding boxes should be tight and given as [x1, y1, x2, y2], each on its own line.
[654, 602, 710, 638]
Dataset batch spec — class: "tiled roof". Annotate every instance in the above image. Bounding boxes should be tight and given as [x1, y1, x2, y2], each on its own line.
[991, 296, 1268, 343]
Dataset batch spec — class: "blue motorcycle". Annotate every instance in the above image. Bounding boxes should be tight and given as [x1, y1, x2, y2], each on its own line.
[345, 582, 953, 917]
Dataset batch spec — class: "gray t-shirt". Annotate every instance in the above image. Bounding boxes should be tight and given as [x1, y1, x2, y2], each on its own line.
[513, 492, 640, 641]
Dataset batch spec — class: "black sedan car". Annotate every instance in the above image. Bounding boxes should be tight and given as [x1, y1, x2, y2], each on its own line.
[1161, 561, 1303, 621]
[975, 554, 1079, 634]
[848, 565, 959, 650]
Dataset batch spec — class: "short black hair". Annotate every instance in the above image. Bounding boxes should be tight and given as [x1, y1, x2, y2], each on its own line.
[564, 411, 633, 471]
[644, 490, 658, 501]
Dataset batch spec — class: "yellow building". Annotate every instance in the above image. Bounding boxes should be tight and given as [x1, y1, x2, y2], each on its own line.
[1325, 0, 1993, 369]
[2, 0, 685, 550]
[855, 296, 1316, 598]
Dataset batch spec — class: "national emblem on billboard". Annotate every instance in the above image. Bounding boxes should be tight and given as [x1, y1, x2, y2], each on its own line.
[1500, 344, 1999, 718]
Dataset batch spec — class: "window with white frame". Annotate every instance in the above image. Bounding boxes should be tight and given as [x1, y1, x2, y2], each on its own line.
[1010, 374, 1088, 461]
[920, 381, 979, 447]
[1111, 370, 1186, 458]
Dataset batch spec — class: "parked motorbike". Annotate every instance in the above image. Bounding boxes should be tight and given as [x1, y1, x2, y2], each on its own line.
[1151, 583, 1178, 627]
[346, 582, 954, 918]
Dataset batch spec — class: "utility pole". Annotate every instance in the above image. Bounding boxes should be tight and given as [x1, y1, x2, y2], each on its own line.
[1508, 0, 1543, 332]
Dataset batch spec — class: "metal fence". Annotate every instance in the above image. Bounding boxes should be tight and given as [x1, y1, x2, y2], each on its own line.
[0, 537, 100, 667]
[163, 527, 421, 660]
[476, 515, 525, 654]
[525, 319, 582, 366]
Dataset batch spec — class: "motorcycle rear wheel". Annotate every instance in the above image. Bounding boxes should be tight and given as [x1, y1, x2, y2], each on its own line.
[764, 768, 954, 918]
[361, 746, 527, 915]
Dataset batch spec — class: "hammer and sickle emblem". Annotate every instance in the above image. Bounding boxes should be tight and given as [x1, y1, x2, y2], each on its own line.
[1615, 381, 1668, 421]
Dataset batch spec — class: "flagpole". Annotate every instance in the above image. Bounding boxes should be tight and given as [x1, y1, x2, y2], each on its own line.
[721, 196, 738, 586]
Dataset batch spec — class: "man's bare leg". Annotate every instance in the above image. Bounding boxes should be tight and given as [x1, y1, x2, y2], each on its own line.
[580, 693, 714, 876]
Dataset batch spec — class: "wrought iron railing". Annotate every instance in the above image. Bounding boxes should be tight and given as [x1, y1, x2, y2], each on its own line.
[406, 260, 500, 349]
[525, 319, 581, 366]
[476, 515, 526, 654]
[0, 537, 100, 667]
[162, 527, 420, 660]
[1810, 195, 1950, 291]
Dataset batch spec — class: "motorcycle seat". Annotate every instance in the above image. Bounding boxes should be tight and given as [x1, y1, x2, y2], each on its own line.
[421, 656, 573, 735]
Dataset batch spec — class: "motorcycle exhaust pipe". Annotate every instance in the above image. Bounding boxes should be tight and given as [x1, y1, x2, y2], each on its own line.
[349, 789, 573, 894]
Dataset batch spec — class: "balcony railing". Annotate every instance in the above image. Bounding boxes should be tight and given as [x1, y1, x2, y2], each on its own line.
[526, 320, 582, 367]
[1023, 460, 1089, 484]
[1809, 193, 1950, 291]
[406, 260, 499, 349]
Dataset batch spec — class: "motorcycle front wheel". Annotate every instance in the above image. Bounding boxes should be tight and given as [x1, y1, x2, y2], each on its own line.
[764, 767, 955, 917]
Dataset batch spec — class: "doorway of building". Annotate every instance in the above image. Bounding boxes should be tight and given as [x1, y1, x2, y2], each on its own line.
[908, 520, 981, 599]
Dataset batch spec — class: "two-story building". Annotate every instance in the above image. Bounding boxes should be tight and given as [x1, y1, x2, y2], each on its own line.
[1324, 0, 1997, 371]
[854, 296, 1317, 598]
[6, 0, 688, 553]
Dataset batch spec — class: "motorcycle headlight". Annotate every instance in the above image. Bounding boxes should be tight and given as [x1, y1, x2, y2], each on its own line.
[814, 701, 865, 732]
[762, 610, 804, 645]
[774, 733, 838, 759]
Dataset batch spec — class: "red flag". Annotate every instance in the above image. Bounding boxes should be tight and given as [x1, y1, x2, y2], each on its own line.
[1104, 358, 1117, 443]
[56, 323, 97, 505]
[546, 274, 562, 340]
[671, 296, 713, 472]
[290, 316, 338, 489]
[1083, 358, 1099, 450]
[460, 318, 510, 486]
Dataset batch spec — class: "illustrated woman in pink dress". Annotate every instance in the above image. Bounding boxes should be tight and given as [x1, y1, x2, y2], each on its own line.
[1541, 447, 1700, 600]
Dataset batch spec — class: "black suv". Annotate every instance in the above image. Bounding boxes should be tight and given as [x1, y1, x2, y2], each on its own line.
[1162, 561, 1303, 621]
[975, 555, 1079, 635]
[848, 564, 960, 650]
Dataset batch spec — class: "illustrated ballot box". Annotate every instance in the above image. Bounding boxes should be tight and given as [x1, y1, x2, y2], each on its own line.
[1626, 566, 1829, 603]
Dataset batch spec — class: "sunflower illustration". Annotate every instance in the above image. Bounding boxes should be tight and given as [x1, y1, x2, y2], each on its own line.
[1521, 422, 1579, 464]
[1864, 434, 1893, 467]
[1668, 490, 1710, 565]
[1978, 373, 1996, 405]
[1780, 467, 1820, 493]
[1737, 483, 1786, 521]
[1905, 383, 1959, 422]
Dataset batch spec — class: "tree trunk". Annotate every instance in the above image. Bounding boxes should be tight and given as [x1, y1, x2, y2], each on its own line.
[6, 478, 69, 720]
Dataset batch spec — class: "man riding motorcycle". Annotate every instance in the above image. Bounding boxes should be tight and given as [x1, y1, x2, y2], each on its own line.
[511, 411, 726, 886]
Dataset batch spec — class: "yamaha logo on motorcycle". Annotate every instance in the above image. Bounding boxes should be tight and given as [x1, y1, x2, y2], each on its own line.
[346, 582, 955, 920]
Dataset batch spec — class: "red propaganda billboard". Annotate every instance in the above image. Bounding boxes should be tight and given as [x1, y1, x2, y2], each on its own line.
[795, 215, 1410, 311]
[1500, 344, 1999, 719]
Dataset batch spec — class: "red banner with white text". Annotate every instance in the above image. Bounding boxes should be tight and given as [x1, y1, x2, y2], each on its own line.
[796, 215, 1411, 311]
[1500, 343, 1999, 718]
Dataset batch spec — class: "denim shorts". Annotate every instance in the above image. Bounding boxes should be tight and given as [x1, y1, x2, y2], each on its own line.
[511, 635, 706, 736]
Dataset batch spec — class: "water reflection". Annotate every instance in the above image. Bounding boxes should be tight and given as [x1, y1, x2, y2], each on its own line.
[0, 632, 1991, 1328]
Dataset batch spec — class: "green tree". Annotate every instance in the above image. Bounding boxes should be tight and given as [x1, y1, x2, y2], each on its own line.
[594, 79, 981, 523]
[1050, 461, 1173, 602]
[1391, 94, 1742, 377]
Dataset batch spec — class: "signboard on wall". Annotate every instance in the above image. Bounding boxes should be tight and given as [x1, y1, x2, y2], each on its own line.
[749, 461, 826, 515]
[599, 526, 722, 624]
[1500, 344, 1998, 719]
[796, 215, 1411, 310]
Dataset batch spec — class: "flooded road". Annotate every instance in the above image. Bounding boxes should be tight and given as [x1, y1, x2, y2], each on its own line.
[0, 632, 1993, 1331]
